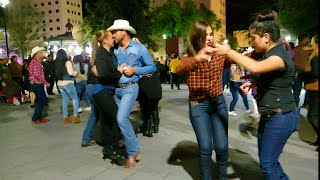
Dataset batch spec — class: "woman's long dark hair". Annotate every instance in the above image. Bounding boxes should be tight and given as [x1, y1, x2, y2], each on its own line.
[55, 49, 69, 80]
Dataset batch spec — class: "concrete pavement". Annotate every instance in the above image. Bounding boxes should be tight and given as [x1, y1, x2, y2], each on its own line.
[0, 84, 318, 180]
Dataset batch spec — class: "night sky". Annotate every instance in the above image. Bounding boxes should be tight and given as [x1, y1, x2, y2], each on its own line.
[226, 0, 269, 34]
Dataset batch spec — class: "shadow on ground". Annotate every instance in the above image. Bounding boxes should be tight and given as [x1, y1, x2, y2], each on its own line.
[297, 115, 317, 144]
[167, 140, 263, 180]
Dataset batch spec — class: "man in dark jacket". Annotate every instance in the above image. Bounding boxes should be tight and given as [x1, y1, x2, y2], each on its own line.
[42, 55, 56, 95]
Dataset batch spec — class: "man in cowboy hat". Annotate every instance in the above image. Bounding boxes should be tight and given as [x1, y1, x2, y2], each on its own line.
[29, 46, 50, 124]
[107, 19, 156, 170]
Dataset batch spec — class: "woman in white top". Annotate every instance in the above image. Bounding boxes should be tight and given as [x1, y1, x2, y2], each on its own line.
[55, 49, 81, 123]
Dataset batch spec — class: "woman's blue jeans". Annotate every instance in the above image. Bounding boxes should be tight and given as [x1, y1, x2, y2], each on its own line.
[82, 84, 96, 143]
[75, 80, 90, 108]
[59, 83, 79, 117]
[189, 95, 229, 180]
[229, 81, 249, 111]
[258, 108, 300, 180]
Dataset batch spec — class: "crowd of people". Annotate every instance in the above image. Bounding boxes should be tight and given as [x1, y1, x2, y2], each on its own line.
[0, 8, 318, 180]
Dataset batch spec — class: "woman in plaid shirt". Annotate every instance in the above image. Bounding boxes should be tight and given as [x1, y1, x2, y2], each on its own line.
[176, 21, 229, 180]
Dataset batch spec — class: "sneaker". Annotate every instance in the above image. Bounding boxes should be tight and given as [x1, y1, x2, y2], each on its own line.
[81, 140, 96, 147]
[246, 109, 251, 113]
[228, 111, 238, 116]
[78, 107, 83, 113]
[84, 107, 91, 111]
[13, 97, 20, 105]
[63, 117, 72, 124]
[72, 116, 81, 123]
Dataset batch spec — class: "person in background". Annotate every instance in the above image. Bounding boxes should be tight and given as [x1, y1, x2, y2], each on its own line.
[29, 46, 50, 124]
[292, 34, 312, 106]
[303, 34, 318, 151]
[176, 20, 229, 180]
[9, 56, 24, 93]
[169, 53, 180, 90]
[211, 9, 299, 179]
[55, 49, 81, 124]
[73, 55, 91, 113]
[43, 55, 56, 95]
[228, 63, 250, 116]
[138, 49, 162, 137]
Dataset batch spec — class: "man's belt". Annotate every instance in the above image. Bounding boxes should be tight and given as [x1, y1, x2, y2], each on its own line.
[116, 82, 136, 88]
[30, 81, 41, 84]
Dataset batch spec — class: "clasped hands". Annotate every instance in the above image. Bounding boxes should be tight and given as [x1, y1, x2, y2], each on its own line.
[195, 43, 232, 62]
[118, 63, 136, 77]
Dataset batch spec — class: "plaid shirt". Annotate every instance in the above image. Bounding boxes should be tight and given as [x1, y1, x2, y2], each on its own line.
[176, 55, 225, 101]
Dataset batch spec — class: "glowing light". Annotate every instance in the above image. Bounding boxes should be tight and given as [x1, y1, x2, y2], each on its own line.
[285, 35, 291, 42]
[163, 34, 166, 39]
[85, 47, 92, 54]
[223, 39, 228, 44]
[0, 0, 9, 7]
[67, 45, 74, 52]
[53, 45, 58, 53]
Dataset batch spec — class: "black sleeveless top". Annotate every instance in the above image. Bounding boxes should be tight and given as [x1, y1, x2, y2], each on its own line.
[256, 44, 296, 113]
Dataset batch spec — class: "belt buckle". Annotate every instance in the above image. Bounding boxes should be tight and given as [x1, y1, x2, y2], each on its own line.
[190, 101, 199, 106]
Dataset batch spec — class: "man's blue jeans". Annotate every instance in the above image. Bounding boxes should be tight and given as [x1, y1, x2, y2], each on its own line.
[59, 83, 79, 117]
[114, 83, 139, 157]
[82, 84, 96, 143]
[189, 95, 229, 180]
[258, 108, 300, 180]
[30, 83, 47, 121]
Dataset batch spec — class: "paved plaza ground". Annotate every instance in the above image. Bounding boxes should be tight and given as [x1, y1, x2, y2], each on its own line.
[0, 84, 318, 180]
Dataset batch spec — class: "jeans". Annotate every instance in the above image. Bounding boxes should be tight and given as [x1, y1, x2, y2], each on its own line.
[292, 79, 302, 106]
[258, 108, 300, 180]
[229, 81, 249, 111]
[222, 69, 230, 89]
[59, 83, 79, 117]
[82, 84, 96, 143]
[75, 80, 90, 108]
[189, 95, 229, 180]
[30, 84, 47, 121]
[114, 83, 139, 157]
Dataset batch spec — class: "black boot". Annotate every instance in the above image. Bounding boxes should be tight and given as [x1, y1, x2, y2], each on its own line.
[152, 108, 160, 133]
[143, 114, 153, 137]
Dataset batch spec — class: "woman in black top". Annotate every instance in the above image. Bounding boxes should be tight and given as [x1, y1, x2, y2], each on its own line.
[90, 29, 126, 166]
[209, 10, 299, 179]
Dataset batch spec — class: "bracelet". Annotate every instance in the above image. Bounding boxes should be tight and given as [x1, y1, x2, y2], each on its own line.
[225, 49, 232, 56]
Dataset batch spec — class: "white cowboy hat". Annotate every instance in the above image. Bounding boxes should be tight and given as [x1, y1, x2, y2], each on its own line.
[31, 46, 46, 58]
[107, 19, 136, 34]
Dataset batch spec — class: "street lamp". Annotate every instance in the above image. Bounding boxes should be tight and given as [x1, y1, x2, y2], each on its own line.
[0, 0, 9, 57]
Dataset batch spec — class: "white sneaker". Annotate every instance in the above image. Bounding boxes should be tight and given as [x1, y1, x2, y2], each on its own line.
[228, 111, 238, 116]
[84, 107, 91, 111]
[246, 109, 251, 113]
[78, 107, 83, 113]
[13, 97, 20, 105]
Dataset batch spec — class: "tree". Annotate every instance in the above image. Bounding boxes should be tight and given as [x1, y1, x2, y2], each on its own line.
[80, 0, 154, 49]
[149, 0, 221, 51]
[275, 0, 318, 37]
[5, 0, 45, 58]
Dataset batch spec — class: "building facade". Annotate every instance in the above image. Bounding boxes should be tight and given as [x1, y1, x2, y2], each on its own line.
[33, 0, 83, 39]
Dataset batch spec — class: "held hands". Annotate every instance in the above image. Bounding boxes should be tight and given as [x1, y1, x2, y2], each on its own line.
[211, 44, 232, 56]
[118, 63, 126, 74]
[240, 82, 252, 94]
[123, 66, 136, 77]
[46, 83, 51, 88]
